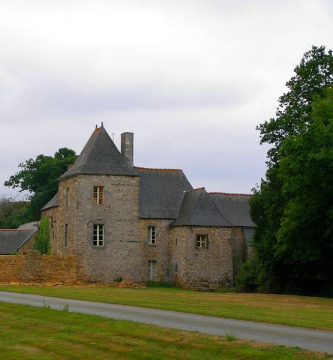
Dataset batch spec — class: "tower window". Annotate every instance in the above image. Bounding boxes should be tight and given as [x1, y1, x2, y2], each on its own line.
[93, 186, 104, 204]
[93, 224, 104, 247]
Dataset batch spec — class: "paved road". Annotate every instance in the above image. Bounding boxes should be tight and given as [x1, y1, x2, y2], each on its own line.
[0, 291, 332, 354]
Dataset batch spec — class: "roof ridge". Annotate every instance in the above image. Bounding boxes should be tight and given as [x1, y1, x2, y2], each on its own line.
[135, 167, 182, 172]
[209, 192, 252, 197]
[186, 187, 205, 193]
[0, 229, 35, 231]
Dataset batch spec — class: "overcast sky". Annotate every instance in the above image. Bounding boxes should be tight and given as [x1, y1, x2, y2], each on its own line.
[1, 0, 333, 198]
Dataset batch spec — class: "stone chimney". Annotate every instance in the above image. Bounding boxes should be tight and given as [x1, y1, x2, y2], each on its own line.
[121, 132, 134, 167]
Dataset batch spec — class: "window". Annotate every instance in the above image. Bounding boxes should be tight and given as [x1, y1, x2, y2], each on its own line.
[65, 188, 69, 206]
[93, 186, 104, 204]
[148, 226, 156, 245]
[148, 260, 156, 280]
[64, 224, 68, 247]
[93, 224, 104, 247]
[196, 234, 208, 249]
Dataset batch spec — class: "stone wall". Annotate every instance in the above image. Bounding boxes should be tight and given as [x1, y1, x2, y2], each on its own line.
[170, 226, 235, 290]
[0, 252, 80, 284]
[72, 175, 142, 283]
[139, 218, 173, 282]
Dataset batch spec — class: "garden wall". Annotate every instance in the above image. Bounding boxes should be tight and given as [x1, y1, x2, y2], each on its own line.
[0, 252, 81, 284]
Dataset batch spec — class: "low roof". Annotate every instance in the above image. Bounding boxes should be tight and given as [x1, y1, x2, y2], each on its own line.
[172, 189, 255, 228]
[41, 193, 59, 211]
[171, 188, 233, 227]
[0, 228, 37, 254]
[209, 193, 255, 227]
[60, 125, 137, 180]
[135, 167, 193, 219]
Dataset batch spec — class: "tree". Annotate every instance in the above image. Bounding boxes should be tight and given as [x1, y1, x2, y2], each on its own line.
[35, 216, 50, 254]
[5, 148, 77, 221]
[0, 196, 30, 228]
[246, 46, 333, 296]
[257, 46, 333, 165]
[276, 88, 333, 295]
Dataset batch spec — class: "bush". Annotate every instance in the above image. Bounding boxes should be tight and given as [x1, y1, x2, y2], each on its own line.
[146, 281, 175, 288]
[235, 258, 261, 293]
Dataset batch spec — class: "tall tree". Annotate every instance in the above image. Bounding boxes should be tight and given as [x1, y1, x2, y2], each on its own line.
[257, 45, 333, 165]
[276, 88, 333, 295]
[248, 46, 333, 296]
[5, 148, 77, 221]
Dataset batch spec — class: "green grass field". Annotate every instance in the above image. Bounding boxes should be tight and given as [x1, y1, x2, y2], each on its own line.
[0, 302, 330, 359]
[0, 285, 332, 330]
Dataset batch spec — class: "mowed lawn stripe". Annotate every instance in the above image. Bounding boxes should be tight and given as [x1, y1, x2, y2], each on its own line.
[0, 302, 330, 360]
[0, 285, 332, 330]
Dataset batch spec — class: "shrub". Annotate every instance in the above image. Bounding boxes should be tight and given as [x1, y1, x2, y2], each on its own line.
[235, 258, 261, 293]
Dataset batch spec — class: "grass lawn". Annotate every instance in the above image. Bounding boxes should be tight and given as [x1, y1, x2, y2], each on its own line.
[0, 302, 330, 360]
[0, 285, 332, 330]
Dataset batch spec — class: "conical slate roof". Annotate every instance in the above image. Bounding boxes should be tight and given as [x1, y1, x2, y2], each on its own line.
[60, 125, 138, 180]
[171, 188, 233, 227]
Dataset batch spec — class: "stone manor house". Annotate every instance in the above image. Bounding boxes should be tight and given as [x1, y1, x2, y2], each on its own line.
[42, 124, 255, 289]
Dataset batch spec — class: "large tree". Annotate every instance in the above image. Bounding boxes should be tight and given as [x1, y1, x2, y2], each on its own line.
[5, 148, 77, 221]
[248, 46, 333, 296]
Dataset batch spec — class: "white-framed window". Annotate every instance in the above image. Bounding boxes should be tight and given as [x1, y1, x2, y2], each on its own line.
[148, 260, 156, 280]
[196, 234, 208, 249]
[93, 224, 104, 247]
[93, 186, 104, 204]
[148, 226, 156, 245]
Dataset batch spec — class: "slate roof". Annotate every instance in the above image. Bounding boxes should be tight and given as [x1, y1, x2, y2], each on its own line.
[209, 193, 255, 227]
[41, 193, 59, 211]
[135, 167, 193, 219]
[171, 188, 233, 227]
[0, 228, 37, 254]
[60, 125, 138, 180]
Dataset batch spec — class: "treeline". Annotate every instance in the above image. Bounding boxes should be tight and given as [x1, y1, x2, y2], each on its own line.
[0, 196, 31, 228]
[3, 148, 77, 227]
[237, 46, 333, 297]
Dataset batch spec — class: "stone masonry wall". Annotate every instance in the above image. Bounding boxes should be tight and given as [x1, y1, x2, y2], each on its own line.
[73, 175, 143, 283]
[0, 252, 79, 284]
[139, 219, 173, 282]
[170, 226, 234, 290]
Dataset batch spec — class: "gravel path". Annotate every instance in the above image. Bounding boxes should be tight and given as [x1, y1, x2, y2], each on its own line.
[0, 290, 332, 354]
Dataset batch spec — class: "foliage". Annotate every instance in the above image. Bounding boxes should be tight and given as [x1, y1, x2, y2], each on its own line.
[249, 46, 333, 296]
[275, 88, 333, 295]
[5, 148, 77, 220]
[35, 217, 50, 254]
[146, 280, 176, 288]
[257, 45, 333, 165]
[235, 258, 261, 293]
[0, 196, 30, 228]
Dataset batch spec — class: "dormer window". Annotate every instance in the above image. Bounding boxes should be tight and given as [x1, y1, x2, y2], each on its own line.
[93, 186, 104, 204]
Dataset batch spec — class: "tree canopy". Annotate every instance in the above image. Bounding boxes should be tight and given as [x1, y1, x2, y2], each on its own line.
[243, 46, 333, 296]
[257, 45, 333, 165]
[5, 147, 77, 222]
